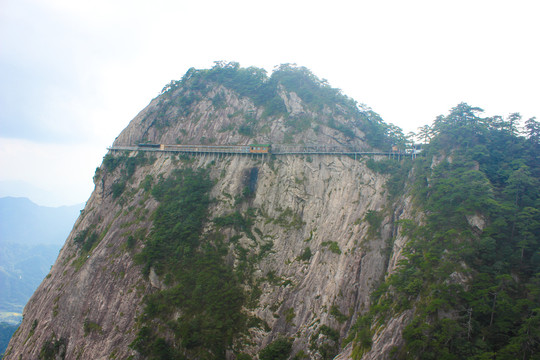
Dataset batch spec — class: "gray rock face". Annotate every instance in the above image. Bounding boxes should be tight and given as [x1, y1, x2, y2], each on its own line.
[5, 82, 415, 359]
[112, 86, 370, 151]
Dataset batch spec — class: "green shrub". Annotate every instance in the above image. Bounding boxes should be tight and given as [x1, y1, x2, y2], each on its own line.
[310, 325, 340, 360]
[140, 175, 153, 192]
[330, 305, 348, 323]
[258, 337, 293, 360]
[126, 235, 136, 249]
[73, 228, 99, 253]
[273, 207, 305, 230]
[83, 318, 103, 336]
[297, 247, 312, 261]
[238, 123, 254, 136]
[111, 181, 126, 199]
[365, 158, 398, 174]
[284, 308, 296, 325]
[364, 210, 383, 236]
[102, 153, 122, 172]
[321, 241, 341, 254]
[39, 336, 66, 360]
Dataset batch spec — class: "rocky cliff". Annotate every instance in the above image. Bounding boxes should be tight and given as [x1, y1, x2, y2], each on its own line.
[8, 64, 526, 360]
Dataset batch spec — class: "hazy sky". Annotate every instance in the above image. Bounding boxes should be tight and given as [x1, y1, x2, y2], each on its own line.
[1, 0, 539, 206]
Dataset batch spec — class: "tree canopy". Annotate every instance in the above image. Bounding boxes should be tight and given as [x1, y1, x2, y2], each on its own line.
[352, 102, 540, 359]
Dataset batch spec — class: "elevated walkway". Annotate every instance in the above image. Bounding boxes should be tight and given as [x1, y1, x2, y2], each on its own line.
[107, 144, 405, 159]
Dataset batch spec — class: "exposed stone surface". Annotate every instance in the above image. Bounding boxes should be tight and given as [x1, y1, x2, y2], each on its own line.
[6, 81, 416, 359]
[466, 213, 486, 233]
[112, 86, 369, 150]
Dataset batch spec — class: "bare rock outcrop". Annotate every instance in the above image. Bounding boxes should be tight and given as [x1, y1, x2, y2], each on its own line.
[5, 68, 416, 360]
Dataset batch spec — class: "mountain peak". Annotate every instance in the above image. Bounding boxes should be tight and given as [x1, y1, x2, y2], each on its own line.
[114, 63, 395, 151]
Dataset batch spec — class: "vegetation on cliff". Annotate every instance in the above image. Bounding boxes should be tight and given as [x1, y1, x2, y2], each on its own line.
[5, 63, 540, 360]
[83, 75, 540, 359]
[130, 168, 250, 359]
[157, 62, 404, 149]
[129, 165, 273, 359]
[350, 104, 540, 359]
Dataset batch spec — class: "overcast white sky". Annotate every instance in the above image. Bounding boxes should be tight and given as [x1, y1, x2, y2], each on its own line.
[1, 0, 539, 206]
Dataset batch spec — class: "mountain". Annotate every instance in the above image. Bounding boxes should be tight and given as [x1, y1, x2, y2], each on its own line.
[0, 197, 82, 319]
[4, 63, 539, 359]
[0, 197, 82, 246]
[0, 323, 18, 359]
[0, 197, 82, 357]
[0, 181, 59, 208]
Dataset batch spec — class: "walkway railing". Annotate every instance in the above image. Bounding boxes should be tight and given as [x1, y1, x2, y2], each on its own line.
[107, 144, 405, 158]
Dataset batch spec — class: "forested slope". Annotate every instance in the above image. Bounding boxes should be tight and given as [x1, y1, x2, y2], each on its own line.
[350, 103, 540, 359]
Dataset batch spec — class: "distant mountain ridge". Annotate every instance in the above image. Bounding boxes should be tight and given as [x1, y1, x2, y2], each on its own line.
[0, 197, 82, 246]
[0, 197, 82, 321]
